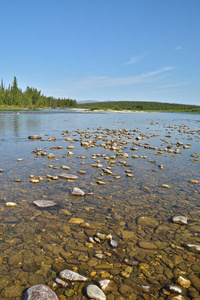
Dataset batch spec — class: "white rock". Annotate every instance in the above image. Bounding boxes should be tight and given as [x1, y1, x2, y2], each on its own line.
[71, 187, 85, 196]
[98, 279, 111, 291]
[110, 239, 118, 247]
[186, 244, 200, 253]
[55, 278, 68, 287]
[33, 200, 57, 208]
[168, 285, 183, 294]
[59, 269, 88, 281]
[172, 216, 187, 225]
[24, 284, 59, 300]
[86, 284, 106, 300]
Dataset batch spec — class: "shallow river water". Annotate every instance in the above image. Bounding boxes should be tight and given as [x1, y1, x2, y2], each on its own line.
[0, 110, 199, 299]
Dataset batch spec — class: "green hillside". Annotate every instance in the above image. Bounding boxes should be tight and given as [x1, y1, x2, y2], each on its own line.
[77, 100, 200, 113]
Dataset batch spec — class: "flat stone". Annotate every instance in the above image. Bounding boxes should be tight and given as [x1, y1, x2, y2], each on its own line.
[33, 200, 56, 208]
[86, 284, 106, 300]
[96, 181, 106, 185]
[188, 274, 200, 292]
[59, 269, 88, 281]
[58, 173, 78, 180]
[122, 230, 137, 239]
[137, 216, 159, 227]
[61, 165, 70, 170]
[94, 263, 113, 270]
[68, 217, 84, 224]
[24, 284, 59, 299]
[8, 252, 22, 266]
[138, 241, 158, 250]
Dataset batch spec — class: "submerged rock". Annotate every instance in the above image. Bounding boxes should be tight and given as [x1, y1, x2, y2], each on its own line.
[177, 276, 191, 288]
[86, 284, 106, 300]
[185, 244, 200, 253]
[168, 285, 183, 294]
[24, 284, 59, 300]
[172, 216, 188, 225]
[98, 279, 117, 292]
[33, 200, 57, 208]
[59, 269, 88, 281]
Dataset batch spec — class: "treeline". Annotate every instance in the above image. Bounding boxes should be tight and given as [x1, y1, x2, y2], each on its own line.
[77, 100, 200, 113]
[0, 77, 77, 109]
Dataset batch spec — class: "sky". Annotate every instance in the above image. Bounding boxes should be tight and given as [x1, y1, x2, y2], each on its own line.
[0, 0, 200, 105]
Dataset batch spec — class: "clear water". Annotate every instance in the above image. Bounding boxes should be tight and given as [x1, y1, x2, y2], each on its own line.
[0, 110, 199, 299]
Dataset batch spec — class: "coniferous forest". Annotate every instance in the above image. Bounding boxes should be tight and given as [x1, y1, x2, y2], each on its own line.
[0, 77, 77, 109]
[1, 77, 200, 113]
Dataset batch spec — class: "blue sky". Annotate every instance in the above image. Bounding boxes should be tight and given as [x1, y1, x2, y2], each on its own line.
[0, 0, 200, 105]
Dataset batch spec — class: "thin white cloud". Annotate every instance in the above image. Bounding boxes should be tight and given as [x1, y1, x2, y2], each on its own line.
[124, 55, 143, 65]
[152, 82, 188, 90]
[176, 46, 182, 51]
[71, 67, 175, 90]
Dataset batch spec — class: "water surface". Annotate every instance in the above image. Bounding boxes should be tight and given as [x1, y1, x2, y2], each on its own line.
[0, 110, 199, 299]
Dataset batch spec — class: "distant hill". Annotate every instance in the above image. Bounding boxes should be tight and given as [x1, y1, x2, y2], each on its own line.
[77, 100, 200, 113]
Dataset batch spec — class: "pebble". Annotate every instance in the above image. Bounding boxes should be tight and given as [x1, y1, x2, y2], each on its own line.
[59, 269, 88, 281]
[124, 258, 139, 266]
[31, 178, 40, 183]
[159, 164, 164, 169]
[61, 165, 70, 170]
[189, 179, 198, 184]
[110, 239, 118, 247]
[28, 135, 42, 140]
[98, 279, 116, 292]
[96, 181, 106, 185]
[96, 232, 107, 240]
[161, 184, 171, 189]
[33, 200, 57, 208]
[55, 277, 69, 287]
[177, 276, 191, 288]
[138, 241, 157, 250]
[95, 253, 104, 259]
[5, 202, 17, 207]
[168, 285, 183, 294]
[172, 216, 188, 225]
[86, 284, 106, 300]
[46, 174, 58, 180]
[24, 284, 59, 300]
